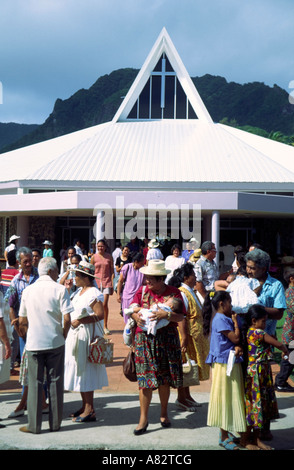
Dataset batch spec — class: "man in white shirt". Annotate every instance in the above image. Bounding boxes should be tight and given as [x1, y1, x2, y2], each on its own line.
[18, 257, 73, 434]
[112, 242, 122, 265]
[4, 235, 20, 267]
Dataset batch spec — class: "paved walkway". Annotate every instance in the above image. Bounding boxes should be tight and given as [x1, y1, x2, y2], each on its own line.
[0, 295, 294, 451]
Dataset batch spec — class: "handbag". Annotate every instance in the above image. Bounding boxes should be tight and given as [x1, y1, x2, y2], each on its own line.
[123, 348, 137, 382]
[182, 353, 199, 387]
[88, 322, 114, 364]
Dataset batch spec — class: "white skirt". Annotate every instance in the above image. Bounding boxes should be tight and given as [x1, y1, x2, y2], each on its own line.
[64, 326, 108, 392]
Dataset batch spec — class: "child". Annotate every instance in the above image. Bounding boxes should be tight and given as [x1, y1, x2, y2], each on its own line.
[125, 296, 183, 336]
[214, 273, 236, 291]
[215, 267, 261, 314]
[203, 291, 247, 450]
[226, 267, 261, 314]
[242, 304, 288, 450]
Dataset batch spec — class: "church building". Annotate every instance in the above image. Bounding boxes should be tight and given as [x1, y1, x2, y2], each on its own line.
[1, 28, 294, 267]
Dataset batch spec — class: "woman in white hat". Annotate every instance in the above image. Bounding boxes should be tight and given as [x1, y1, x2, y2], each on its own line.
[64, 261, 108, 422]
[146, 239, 164, 265]
[4, 235, 20, 268]
[128, 259, 187, 435]
[42, 241, 53, 258]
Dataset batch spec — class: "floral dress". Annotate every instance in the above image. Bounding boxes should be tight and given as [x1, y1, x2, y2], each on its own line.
[130, 285, 184, 390]
[245, 327, 279, 429]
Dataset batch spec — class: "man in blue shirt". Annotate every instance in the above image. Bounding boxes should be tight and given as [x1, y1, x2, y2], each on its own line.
[7, 247, 39, 365]
[245, 249, 286, 336]
[195, 241, 219, 299]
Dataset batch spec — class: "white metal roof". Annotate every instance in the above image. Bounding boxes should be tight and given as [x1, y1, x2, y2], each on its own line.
[24, 120, 294, 189]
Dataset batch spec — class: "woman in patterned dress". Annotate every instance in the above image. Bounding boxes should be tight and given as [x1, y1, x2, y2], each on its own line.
[243, 304, 288, 449]
[129, 260, 187, 435]
[169, 263, 210, 411]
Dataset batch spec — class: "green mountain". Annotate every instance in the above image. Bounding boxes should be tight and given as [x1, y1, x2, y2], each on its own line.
[0, 122, 39, 151]
[1, 69, 294, 153]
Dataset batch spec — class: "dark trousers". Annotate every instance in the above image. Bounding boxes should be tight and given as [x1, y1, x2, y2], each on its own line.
[26, 345, 65, 434]
[275, 344, 294, 387]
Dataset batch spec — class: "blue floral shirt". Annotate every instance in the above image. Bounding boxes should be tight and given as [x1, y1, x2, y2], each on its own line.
[257, 274, 286, 336]
[6, 267, 39, 316]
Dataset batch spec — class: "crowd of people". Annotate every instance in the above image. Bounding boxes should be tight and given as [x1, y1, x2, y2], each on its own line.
[0, 235, 293, 450]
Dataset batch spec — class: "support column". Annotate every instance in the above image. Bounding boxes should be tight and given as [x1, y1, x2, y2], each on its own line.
[16, 216, 29, 247]
[95, 211, 104, 252]
[211, 211, 220, 269]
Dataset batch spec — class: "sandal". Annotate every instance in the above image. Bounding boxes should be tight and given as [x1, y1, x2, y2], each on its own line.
[73, 412, 96, 423]
[228, 432, 240, 443]
[219, 437, 240, 450]
[69, 409, 84, 418]
[186, 398, 202, 407]
[175, 399, 198, 412]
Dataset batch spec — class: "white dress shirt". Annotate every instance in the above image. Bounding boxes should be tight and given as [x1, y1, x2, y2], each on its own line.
[19, 275, 73, 351]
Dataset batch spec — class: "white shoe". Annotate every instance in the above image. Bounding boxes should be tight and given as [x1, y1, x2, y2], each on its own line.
[104, 328, 111, 335]
[175, 399, 197, 412]
[8, 409, 25, 418]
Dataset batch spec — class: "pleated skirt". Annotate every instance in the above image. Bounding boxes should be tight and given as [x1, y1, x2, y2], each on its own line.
[207, 362, 247, 433]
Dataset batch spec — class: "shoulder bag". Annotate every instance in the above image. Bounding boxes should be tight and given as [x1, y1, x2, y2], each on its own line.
[182, 353, 199, 387]
[123, 347, 137, 382]
[88, 321, 114, 364]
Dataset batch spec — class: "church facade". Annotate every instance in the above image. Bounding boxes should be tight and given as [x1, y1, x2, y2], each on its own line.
[1, 28, 294, 268]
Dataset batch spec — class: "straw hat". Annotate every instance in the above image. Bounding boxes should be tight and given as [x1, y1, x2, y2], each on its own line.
[139, 259, 171, 276]
[70, 261, 98, 278]
[148, 238, 160, 248]
[43, 240, 53, 246]
[9, 235, 20, 243]
[189, 248, 202, 263]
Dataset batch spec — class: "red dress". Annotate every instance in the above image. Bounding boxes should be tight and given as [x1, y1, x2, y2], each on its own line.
[92, 253, 113, 289]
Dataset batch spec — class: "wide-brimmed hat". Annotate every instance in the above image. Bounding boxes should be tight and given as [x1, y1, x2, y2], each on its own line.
[189, 248, 202, 262]
[9, 235, 20, 243]
[70, 261, 98, 278]
[43, 240, 53, 245]
[148, 238, 160, 248]
[139, 259, 171, 276]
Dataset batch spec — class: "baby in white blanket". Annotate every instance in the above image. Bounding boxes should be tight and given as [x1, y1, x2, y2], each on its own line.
[125, 296, 183, 336]
[215, 270, 262, 314]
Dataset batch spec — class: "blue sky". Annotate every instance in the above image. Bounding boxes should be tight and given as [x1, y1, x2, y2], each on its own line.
[1, 0, 294, 124]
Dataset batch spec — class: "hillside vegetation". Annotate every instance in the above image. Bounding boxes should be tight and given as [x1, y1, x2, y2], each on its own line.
[1, 69, 294, 153]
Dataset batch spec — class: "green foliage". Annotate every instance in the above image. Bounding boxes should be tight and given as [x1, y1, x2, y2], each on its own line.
[1, 70, 294, 153]
[0, 123, 38, 151]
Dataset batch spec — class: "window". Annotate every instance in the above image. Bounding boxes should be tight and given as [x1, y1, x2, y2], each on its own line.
[127, 54, 197, 120]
